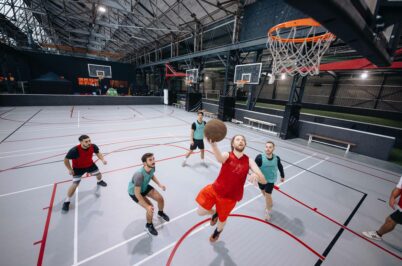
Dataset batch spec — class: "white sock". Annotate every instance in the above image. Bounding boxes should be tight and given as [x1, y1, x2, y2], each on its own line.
[65, 197, 71, 202]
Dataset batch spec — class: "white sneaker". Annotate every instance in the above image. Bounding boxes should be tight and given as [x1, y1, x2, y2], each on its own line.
[362, 231, 382, 241]
[265, 209, 271, 221]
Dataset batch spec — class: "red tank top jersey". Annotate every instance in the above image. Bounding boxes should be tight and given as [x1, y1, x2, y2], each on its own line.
[72, 145, 95, 168]
[212, 152, 249, 201]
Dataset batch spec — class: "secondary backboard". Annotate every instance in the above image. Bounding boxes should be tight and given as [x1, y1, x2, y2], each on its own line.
[88, 64, 112, 78]
[284, 0, 402, 66]
[185, 69, 198, 84]
[234, 63, 262, 84]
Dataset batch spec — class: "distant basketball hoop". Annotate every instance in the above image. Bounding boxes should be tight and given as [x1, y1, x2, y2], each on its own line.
[96, 70, 105, 81]
[267, 18, 335, 78]
[236, 80, 249, 89]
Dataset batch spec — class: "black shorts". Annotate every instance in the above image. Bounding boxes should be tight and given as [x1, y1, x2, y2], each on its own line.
[190, 139, 204, 150]
[258, 182, 275, 194]
[129, 185, 154, 203]
[390, 210, 402, 224]
[72, 164, 99, 183]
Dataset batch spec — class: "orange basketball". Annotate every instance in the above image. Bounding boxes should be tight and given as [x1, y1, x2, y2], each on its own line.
[204, 119, 227, 142]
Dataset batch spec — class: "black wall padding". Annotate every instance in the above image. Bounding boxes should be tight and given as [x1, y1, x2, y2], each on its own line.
[218, 96, 235, 121]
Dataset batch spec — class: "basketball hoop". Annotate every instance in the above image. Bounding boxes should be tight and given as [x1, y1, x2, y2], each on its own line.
[185, 79, 193, 86]
[96, 70, 105, 81]
[236, 80, 249, 89]
[267, 18, 335, 77]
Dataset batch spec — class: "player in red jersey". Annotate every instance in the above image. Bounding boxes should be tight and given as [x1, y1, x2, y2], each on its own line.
[196, 135, 267, 242]
[62, 135, 107, 212]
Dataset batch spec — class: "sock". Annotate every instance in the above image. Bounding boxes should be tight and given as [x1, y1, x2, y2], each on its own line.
[97, 179, 103, 183]
[65, 197, 71, 202]
[158, 210, 164, 215]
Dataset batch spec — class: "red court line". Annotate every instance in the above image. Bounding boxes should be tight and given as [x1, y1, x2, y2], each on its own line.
[36, 147, 195, 265]
[0, 135, 188, 173]
[36, 183, 57, 266]
[275, 187, 402, 260]
[166, 214, 325, 266]
[249, 140, 397, 183]
[4, 124, 185, 143]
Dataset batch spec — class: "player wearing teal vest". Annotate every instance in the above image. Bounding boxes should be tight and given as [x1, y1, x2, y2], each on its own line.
[255, 141, 285, 221]
[128, 153, 170, 236]
[182, 111, 207, 167]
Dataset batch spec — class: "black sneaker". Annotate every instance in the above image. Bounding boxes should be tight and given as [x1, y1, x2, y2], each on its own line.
[210, 212, 218, 226]
[97, 180, 107, 187]
[145, 223, 158, 236]
[62, 202, 70, 212]
[158, 211, 170, 222]
[209, 228, 221, 243]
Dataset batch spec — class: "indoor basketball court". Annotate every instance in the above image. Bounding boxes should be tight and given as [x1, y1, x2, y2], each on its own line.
[0, 1, 401, 266]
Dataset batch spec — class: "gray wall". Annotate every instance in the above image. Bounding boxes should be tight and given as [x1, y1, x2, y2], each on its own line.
[298, 121, 395, 160]
[203, 99, 395, 160]
[0, 94, 163, 106]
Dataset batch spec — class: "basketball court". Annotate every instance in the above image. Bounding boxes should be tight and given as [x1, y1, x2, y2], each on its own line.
[1, 0, 402, 266]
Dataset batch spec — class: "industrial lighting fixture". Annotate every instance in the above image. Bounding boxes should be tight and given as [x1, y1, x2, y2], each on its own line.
[205, 76, 209, 80]
[281, 73, 286, 80]
[360, 71, 368, 79]
[98, 6, 107, 13]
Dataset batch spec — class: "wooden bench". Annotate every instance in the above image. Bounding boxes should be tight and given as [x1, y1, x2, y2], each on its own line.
[307, 133, 356, 152]
[173, 102, 185, 109]
[203, 111, 217, 119]
[243, 117, 277, 133]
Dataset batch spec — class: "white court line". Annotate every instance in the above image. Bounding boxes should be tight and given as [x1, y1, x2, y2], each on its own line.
[78, 111, 80, 128]
[0, 183, 54, 198]
[74, 154, 316, 266]
[74, 187, 79, 264]
[72, 207, 198, 266]
[132, 157, 327, 266]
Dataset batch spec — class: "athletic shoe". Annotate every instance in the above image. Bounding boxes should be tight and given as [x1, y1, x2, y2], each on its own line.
[158, 211, 170, 222]
[210, 212, 219, 226]
[97, 180, 107, 187]
[362, 231, 382, 241]
[145, 223, 158, 236]
[209, 228, 221, 243]
[265, 209, 271, 221]
[62, 202, 70, 212]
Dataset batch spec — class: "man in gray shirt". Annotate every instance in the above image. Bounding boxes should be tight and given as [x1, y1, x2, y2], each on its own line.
[128, 153, 169, 236]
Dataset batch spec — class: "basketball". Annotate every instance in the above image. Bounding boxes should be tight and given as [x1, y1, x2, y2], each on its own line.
[204, 119, 227, 142]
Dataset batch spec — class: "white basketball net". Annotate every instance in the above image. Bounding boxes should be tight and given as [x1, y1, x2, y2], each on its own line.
[267, 23, 335, 77]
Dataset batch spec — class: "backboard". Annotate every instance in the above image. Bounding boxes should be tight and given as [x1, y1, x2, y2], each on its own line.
[88, 64, 112, 78]
[234, 63, 262, 84]
[284, 0, 402, 66]
[185, 69, 198, 84]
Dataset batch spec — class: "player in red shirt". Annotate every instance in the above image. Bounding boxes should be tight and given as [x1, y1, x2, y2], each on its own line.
[62, 135, 107, 212]
[196, 135, 267, 242]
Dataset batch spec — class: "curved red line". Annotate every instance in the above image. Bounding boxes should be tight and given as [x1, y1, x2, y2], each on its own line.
[276, 188, 402, 260]
[166, 214, 325, 266]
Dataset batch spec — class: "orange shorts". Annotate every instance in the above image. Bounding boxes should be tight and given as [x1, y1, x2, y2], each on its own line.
[196, 184, 237, 222]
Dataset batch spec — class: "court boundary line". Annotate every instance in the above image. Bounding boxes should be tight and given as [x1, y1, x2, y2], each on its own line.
[127, 158, 327, 266]
[0, 109, 42, 144]
[166, 214, 325, 266]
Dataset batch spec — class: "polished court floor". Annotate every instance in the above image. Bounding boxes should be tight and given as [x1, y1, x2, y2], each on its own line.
[0, 105, 401, 266]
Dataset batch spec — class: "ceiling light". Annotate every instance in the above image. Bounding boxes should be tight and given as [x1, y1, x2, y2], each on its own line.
[360, 71, 368, 79]
[281, 73, 286, 80]
[205, 76, 209, 80]
[98, 6, 107, 13]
